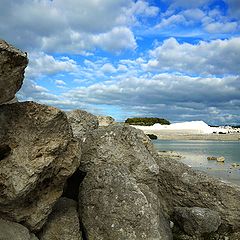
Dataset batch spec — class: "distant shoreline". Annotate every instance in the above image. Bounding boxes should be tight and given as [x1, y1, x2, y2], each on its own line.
[133, 128, 240, 141]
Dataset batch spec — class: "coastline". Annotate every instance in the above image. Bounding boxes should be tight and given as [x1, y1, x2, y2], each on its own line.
[157, 150, 240, 186]
[133, 128, 240, 141]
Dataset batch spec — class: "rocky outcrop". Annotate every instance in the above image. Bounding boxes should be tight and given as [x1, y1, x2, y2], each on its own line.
[155, 155, 240, 233]
[0, 40, 28, 104]
[97, 115, 115, 126]
[174, 207, 221, 236]
[0, 102, 81, 231]
[2, 38, 240, 240]
[79, 125, 172, 240]
[66, 109, 99, 139]
[0, 218, 38, 240]
[39, 197, 82, 240]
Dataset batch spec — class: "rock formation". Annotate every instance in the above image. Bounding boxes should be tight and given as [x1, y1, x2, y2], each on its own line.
[39, 197, 82, 240]
[0, 218, 39, 240]
[0, 40, 28, 104]
[79, 125, 172, 240]
[66, 109, 99, 139]
[0, 102, 81, 231]
[174, 207, 221, 236]
[97, 115, 115, 126]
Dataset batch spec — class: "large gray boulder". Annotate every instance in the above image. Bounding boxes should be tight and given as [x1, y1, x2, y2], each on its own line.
[0, 218, 38, 240]
[0, 102, 81, 231]
[66, 109, 99, 139]
[0, 40, 28, 104]
[156, 155, 240, 233]
[39, 197, 82, 240]
[79, 125, 172, 240]
[174, 207, 221, 236]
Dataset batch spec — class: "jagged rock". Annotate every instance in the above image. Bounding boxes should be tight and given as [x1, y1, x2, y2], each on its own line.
[174, 207, 221, 236]
[0, 218, 38, 240]
[39, 197, 82, 240]
[0, 102, 81, 231]
[156, 155, 240, 233]
[0, 40, 28, 104]
[97, 115, 115, 126]
[66, 109, 99, 139]
[79, 125, 172, 240]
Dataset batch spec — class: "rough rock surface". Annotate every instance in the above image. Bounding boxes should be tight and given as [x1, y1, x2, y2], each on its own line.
[155, 155, 240, 233]
[97, 115, 115, 126]
[79, 125, 172, 240]
[0, 40, 28, 104]
[0, 218, 38, 240]
[39, 197, 82, 240]
[66, 109, 99, 139]
[0, 101, 81, 231]
[174, 207, 221, 236]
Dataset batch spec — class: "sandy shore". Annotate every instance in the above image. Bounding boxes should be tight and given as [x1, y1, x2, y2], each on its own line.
[137, 129, 240, 141]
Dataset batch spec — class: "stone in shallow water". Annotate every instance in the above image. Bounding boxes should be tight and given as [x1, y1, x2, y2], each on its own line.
[0, 40, 28, 104]
[147, 133, 158, 140]
[0, 101, 81, 231]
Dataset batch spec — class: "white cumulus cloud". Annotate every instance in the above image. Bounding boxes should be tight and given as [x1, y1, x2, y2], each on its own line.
[55, 80, 67, 85]
[26, 52, 78, 78]
[204, 21, 238, 33]
[145, 37, 240, 76]
[0, 0, 158, 53]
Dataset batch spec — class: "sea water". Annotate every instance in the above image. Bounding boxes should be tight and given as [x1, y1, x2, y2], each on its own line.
[153, 140, 240, 185]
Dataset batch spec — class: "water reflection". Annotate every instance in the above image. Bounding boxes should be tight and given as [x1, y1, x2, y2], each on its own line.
[154, 140, 240, 185]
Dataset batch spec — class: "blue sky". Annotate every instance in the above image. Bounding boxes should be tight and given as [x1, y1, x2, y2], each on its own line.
[1, 0, 240, 125]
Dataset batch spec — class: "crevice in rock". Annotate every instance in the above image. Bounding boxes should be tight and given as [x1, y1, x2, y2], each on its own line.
[62, 169, 86, 201]
[0, 144, 11, 160]
[80, 221, 88, 240]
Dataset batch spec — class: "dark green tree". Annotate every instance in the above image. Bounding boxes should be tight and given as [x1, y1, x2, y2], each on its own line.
[125, 117, 170, 126]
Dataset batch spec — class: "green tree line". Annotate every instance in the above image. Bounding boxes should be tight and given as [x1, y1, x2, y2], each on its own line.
[125, 117, 170, 126]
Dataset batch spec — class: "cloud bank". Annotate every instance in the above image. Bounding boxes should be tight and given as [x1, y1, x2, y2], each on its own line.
[1, 0, 239, 125]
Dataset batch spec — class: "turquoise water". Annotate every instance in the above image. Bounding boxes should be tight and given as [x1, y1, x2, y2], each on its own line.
[153, 140, 240, 185]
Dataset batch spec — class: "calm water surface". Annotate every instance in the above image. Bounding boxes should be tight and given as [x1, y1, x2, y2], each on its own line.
[153, 140, 240, 185]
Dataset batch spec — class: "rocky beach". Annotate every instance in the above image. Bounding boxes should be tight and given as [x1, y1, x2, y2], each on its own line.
[1, 40, 240, 240]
